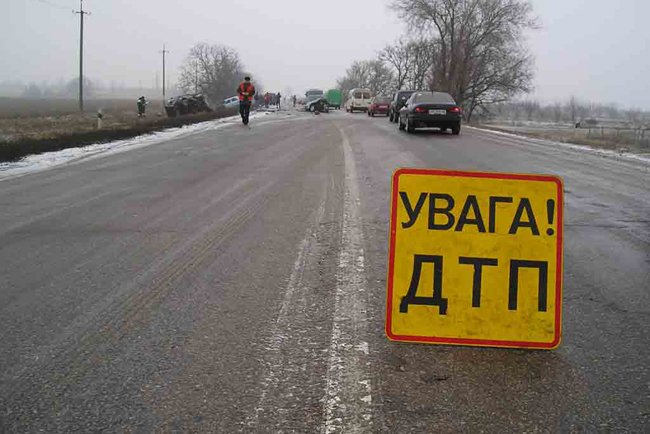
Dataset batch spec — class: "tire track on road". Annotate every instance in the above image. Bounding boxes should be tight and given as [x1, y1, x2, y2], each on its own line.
[322, 121, 374, 434]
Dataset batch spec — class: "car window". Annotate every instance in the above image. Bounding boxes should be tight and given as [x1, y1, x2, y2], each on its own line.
[413, 92, 456, 104]
[363, 92, 371, 99]
[376, 98, 391, 104]
[354, 92, 363, 99]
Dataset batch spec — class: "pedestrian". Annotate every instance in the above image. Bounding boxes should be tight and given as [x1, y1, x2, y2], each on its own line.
[276, 92, 281, 109]
[264, 92, 269, 108]
[137, 96, 147, 117]
[292, 95, 296, 108]
[237, 76, 256, 125]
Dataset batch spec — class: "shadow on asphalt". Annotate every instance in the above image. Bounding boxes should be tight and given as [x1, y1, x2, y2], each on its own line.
[404, 129, 459, 137]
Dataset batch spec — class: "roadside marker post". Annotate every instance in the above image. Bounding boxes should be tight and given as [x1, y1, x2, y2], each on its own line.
[386, 169, 564, 349]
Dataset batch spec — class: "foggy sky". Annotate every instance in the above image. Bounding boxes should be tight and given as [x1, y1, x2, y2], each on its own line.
[2, 0, 649, 109]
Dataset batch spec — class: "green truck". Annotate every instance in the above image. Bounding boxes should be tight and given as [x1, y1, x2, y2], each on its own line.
[324, 89, 342, 110]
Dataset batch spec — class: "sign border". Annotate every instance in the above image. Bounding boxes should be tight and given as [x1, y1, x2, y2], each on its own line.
[386, 168, 564, 349]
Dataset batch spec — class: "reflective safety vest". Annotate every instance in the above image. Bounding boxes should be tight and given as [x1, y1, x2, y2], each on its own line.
[238, 82, 255, 101]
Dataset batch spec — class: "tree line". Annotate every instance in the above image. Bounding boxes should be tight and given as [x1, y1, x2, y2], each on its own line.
[337, 0, 538, 121]
[490, 98, 648, 126]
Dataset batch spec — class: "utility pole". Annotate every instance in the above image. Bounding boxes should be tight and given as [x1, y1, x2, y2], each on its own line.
[195, 61, 198, 94]
[74, 0, 90, 111]
[160, 45, 170, 106]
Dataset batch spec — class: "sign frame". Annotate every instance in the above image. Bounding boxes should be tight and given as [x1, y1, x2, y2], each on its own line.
[386, 168, 564, 349]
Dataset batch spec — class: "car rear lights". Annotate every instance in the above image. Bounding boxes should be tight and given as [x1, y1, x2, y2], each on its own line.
[414, 107, 427, 113]
[447, 107, 462, 114]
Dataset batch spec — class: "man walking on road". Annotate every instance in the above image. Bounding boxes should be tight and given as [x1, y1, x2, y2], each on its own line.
[237, 76, 256, 125]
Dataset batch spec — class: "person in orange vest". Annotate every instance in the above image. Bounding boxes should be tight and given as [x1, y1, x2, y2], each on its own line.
[237, 76, 256, 125]
[264, 92, 270, 108]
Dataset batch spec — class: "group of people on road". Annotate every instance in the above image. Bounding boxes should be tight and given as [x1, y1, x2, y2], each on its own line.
[263, 92, 282, 109]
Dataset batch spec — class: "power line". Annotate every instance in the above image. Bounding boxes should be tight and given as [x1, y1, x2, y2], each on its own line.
[30, 0, 73, 12]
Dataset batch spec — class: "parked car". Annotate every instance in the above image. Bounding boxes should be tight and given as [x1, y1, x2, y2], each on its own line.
[397, 91, 462, 134]
[367, 96, 391, 117]
[165, 94, 212, 117]
[345, 88, 372, 113]
[223, 96, 239, 108]
[324, 89, 342, 109]
[389, 90, 417, 123]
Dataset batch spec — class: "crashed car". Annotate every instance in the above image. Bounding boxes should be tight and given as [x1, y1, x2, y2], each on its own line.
[304, 89, 329, 113]
[165, 94, 212, 117]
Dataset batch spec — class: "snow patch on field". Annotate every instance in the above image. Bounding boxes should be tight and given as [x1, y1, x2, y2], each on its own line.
[468, 126, 650, 165]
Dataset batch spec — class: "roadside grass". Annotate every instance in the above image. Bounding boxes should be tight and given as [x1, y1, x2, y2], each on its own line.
[474, 123, 650, 155]
[0, 100, 239, 162]
[0, 97, 154, 119]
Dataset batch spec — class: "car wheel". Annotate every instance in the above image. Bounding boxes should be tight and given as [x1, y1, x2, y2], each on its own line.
[398, 115, 405, 131]
[452, 123, 461, 135]
[389, 112, 394, 122]
[371, 111, 375, 117]
[406, 117, 415, 134]
[441, 127, 447, 133]
[310, 105, 316, 112]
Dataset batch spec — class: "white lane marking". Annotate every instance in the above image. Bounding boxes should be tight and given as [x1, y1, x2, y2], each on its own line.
[247, 203, 325, 429]
[322, 123, 373, 434]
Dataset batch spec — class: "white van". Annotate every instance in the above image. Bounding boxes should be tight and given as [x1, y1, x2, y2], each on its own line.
[345, 88, 372, 113]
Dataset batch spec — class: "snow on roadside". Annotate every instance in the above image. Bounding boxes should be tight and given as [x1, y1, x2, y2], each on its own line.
[468, 126, 650, 166]
[0, 112, 271, 181]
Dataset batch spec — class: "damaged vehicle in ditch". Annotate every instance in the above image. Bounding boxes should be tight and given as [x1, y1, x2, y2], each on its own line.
[165, 94, 213, 118]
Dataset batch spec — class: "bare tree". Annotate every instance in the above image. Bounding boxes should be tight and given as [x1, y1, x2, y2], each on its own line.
[566, 96, 579, 124]
[366, 60, 395, 96]
[178, 43, 246, 105]
[407, 38, 437, 90]
[521, 100, 539, 121]
[391, 0, 538, 120]
[625, 108, 642, 125]
[337, 60, 394, 100]
[379, 38, 414, 91]
[551, 102, 564, 123]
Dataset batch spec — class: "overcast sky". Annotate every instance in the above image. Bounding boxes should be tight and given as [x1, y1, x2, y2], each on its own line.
[2, 0, 649, 108]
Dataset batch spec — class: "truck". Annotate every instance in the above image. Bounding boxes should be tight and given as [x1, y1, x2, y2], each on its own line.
[324, 89, 342, 110]
[304, 89, 329, 113]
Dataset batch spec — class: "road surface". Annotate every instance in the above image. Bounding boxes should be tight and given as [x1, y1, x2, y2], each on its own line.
[1, 109, 648, 433]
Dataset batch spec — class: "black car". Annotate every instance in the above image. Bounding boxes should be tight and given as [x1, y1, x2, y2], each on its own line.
[388, 90, 417, 123]
[397, 91, 462, 134]
[165, 94, 212, 118]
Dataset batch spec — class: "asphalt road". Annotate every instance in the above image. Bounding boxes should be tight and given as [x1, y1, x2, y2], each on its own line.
[0, 109, 648, 433]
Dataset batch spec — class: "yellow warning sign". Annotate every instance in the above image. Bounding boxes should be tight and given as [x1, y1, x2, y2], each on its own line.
[386, 169, 564, 349]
